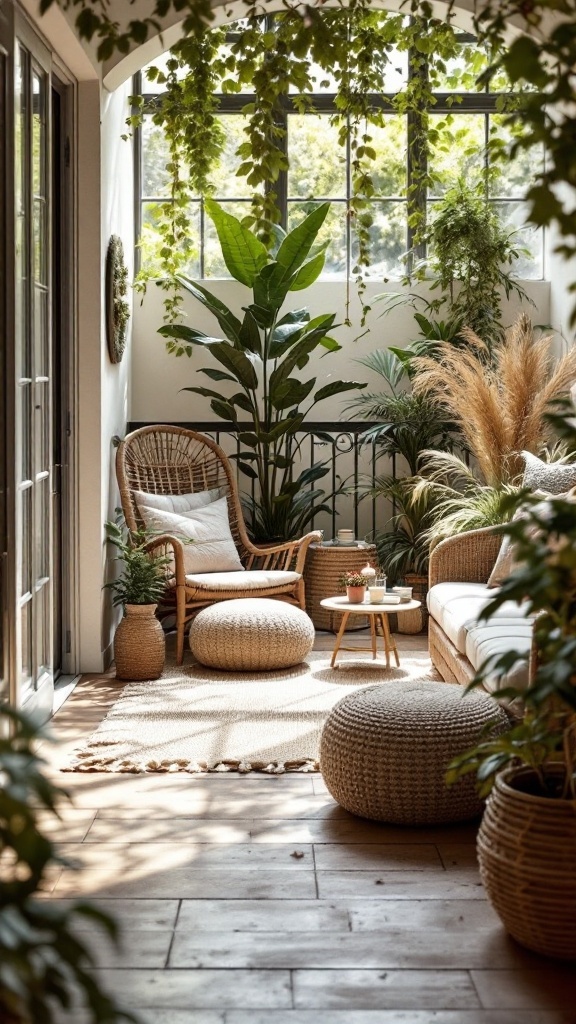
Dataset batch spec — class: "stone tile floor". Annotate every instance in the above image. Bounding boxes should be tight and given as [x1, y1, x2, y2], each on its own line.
[39, 631, 576, 1024]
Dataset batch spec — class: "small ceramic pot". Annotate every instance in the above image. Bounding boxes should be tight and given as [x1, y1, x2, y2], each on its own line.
[346, 585, 366, 604]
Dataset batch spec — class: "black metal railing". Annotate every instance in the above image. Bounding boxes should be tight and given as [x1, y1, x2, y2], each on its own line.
[127, 421, 398, 542]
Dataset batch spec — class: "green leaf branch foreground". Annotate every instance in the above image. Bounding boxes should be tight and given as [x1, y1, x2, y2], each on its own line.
[0, 705, 139, 1024]
[160, 201, 366, 541]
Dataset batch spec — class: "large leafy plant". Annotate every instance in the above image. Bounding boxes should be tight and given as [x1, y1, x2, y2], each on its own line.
[0, 705, 139, 1024]
[159, 200, 365, 541]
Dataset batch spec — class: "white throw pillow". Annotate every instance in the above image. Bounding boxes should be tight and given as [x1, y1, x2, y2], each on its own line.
[139, 496, 244, 574]
[134, 487, 222, 514]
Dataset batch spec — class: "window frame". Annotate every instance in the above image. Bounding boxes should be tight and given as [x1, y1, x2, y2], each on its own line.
[133, 34, 544, 282]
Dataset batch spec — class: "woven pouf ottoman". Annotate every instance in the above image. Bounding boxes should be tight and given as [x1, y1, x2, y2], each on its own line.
[189, 598, 315, 671]
[320, 680, 510, 824]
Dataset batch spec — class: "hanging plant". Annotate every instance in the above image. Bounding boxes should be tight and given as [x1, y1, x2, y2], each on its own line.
[128, 26, 227, 321]
[122, 2, 537, 331]
[44, 0, 576, 326]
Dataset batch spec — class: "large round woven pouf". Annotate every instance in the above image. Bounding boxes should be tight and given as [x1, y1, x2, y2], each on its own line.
[320, 680, 509, 824]
[189, 598, 315, 671]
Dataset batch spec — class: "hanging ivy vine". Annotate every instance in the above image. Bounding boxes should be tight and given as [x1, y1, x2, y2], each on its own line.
[128, 28, 227, 321]
[128, 3, 515, 324]
[46, 0, 576, 325]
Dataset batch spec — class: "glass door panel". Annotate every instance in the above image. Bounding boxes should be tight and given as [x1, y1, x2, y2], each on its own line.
[14, 39, 53, 709]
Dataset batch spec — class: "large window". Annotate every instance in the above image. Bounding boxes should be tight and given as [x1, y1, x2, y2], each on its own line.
[135, 23, 544, 282]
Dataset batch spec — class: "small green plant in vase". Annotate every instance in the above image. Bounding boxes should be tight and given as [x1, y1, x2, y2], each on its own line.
[104, 515, 172, 680]
[104, 515, 171, 607]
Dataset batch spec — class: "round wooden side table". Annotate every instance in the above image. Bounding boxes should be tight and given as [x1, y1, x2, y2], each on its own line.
[303, 542, 378, 632]
[320, 595, 422, 668]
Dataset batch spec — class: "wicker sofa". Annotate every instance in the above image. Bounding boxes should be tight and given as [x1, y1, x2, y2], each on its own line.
[427, 527, 534, 703]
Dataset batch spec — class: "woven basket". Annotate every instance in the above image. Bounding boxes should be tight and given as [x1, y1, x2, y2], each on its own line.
[114, 603, 165, 681]
[304, 543, 377, 631]
[478, 765, 576, 960]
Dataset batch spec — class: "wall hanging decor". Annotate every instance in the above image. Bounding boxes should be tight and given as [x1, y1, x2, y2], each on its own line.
[105, 234, 130, 363]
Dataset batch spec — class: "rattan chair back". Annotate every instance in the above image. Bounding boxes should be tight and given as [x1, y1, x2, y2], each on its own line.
[117, 424, 249, 556]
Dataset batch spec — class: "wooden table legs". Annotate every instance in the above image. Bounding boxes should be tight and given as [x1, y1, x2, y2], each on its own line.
[330, 611, 401, 669]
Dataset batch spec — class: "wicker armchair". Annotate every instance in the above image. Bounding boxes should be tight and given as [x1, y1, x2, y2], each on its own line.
[116, 425, 321, 663]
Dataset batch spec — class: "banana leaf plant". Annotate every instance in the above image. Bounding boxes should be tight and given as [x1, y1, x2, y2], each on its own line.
[159, 199, 366, 541]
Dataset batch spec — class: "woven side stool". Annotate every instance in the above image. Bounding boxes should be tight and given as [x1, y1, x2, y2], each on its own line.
[189, 598, 315, 671]
[320, 680, 509, 824]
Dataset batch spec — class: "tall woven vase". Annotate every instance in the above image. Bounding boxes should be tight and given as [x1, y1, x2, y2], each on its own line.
[114, 604, 165, 681]
[478, 765, 576, 960]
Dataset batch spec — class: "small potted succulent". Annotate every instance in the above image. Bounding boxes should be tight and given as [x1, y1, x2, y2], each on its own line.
[104, 514, 172, 681]
[340, 571, 370, 604]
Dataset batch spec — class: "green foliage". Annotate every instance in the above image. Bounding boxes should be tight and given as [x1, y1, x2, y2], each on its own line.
[339, 571, 370, 588]
[447, 400, 576, 799]
[159, 202, 366, 540]
[422, 178, 530, 345]
[373, 476, 437, 580]
[129, 4, 528, 323]
[104, 514, 171, 607]
[348, 346, 455, 578]
[0, 704, 139, 1024]
[44, 0, 576, 322]
[130, 29, 227, 320]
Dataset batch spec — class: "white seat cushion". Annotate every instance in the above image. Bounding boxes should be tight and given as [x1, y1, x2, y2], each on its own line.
[185, 569, 301, 592]
[427, 582, 531, 655]
[465, 621, 533, 694]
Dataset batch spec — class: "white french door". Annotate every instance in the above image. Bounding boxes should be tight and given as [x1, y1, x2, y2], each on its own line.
[14, 32, 53, 713]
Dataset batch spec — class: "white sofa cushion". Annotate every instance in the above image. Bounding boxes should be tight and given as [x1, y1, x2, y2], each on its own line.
[139, 496, 244, 574]
[427, 582, 531, 655]
[184, 569, 301, 591]
[465, 621, 533, 694]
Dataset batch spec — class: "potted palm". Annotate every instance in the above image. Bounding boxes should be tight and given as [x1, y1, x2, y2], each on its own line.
[448, 407, 576, 959]
[105, 516, 171, 680]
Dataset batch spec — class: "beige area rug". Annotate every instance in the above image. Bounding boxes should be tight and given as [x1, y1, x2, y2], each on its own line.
[63, 652, 440, 775]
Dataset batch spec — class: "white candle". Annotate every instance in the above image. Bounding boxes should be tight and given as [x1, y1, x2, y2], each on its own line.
[368, 586, 385, 604]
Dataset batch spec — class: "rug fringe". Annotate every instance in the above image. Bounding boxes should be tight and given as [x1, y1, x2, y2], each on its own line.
[62, 756, 320, 775]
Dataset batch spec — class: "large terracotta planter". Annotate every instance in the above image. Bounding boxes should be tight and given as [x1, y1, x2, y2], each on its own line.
[478, 765, 576, 959]
[114, 603, 165, 680]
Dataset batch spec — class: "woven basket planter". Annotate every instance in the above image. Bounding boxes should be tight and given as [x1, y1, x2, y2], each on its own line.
[114, 603, 165, 681]
[478, 765, 576, 960]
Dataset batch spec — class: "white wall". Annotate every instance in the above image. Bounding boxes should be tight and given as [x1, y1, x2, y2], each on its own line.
[131, 278, 551, 424]
[74, 78, 135, 673]
[99, 81, 135, 665]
